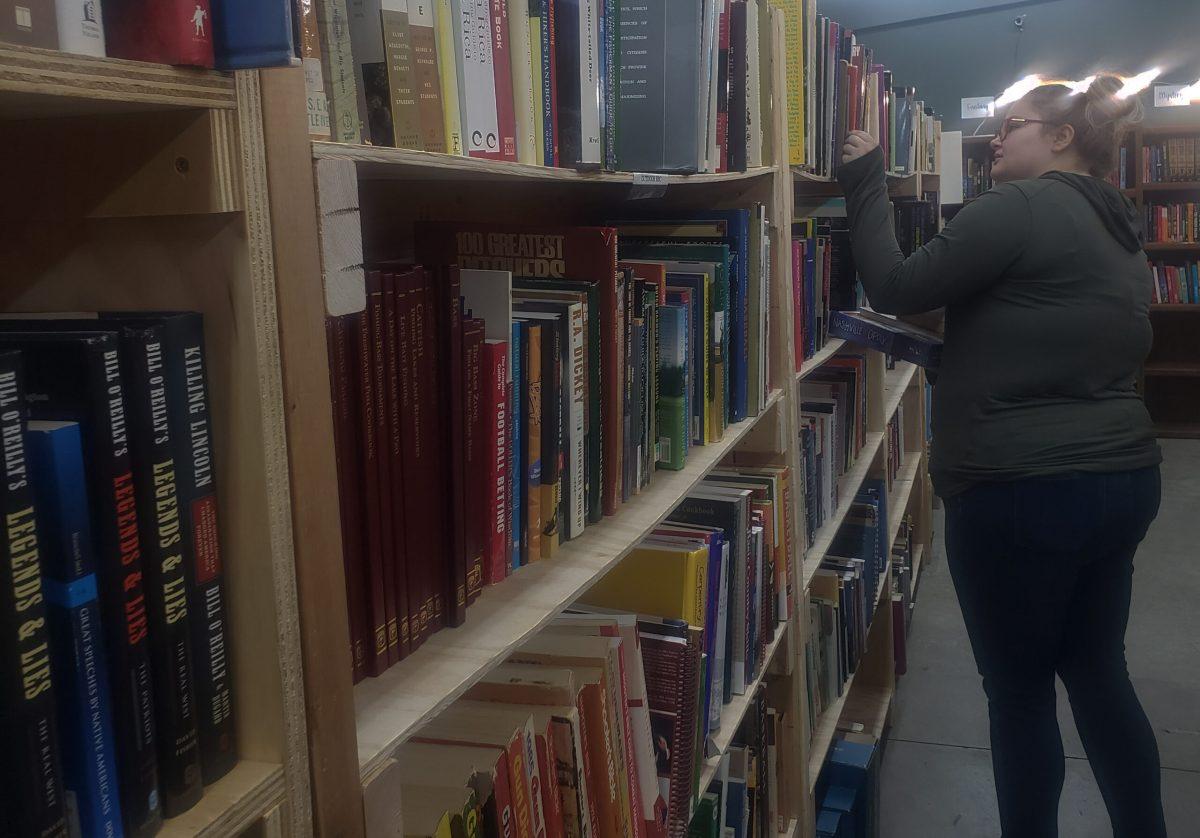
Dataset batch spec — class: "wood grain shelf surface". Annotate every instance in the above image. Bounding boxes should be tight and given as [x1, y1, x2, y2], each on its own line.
[1140, 181, 1200, 192]
[796, 338, 849, 380]
[0, 43, 235, 118]
[1144, 361, 1200, 377]
[1150, 303, 1200, 312]
[1145, 242, 1200, 252]
[882, 363, 918, 424]
[159, 761, 284, 837]
[312, 141, 776, 184]
[354, 390, 783, 778]
[697, 621, 791, 791]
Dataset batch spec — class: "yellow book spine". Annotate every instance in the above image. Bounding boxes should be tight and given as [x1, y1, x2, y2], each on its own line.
[530, 20, 546, 167]
[434, 0, 464, 155]
[779, 0, 806, 166]
[582, 546, 708, 624]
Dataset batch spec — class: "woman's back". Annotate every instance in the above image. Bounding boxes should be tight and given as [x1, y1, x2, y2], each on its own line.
[933, 174, 1161, 496]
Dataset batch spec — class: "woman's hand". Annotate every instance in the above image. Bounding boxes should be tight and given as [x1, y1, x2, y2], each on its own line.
[842, 130, 879, 164]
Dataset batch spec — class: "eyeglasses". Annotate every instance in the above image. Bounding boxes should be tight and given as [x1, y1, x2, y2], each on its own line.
[997, 116, 1059, 140]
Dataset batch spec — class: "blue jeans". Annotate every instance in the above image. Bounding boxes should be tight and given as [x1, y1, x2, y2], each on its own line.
[944, 466, 1166, 838]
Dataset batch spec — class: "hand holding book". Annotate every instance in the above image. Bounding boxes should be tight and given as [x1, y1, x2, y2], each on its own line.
[842, 130, 879, 165]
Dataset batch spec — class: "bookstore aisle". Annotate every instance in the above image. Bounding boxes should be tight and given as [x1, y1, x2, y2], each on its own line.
[879, 440, 1200, 837]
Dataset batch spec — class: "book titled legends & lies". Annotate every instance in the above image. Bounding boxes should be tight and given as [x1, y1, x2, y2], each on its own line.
[0, 351, 69, 838]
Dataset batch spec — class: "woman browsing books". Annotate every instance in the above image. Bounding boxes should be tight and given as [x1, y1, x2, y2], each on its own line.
[837, 74, 1165, 838]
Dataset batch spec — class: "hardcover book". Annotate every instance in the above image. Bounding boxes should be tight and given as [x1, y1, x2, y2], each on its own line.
[381, 0, 425, 148]
[120, 324, 204, 815]
[0, 0, 58, 47]
[297, 0, 334, 137]
[408, 0, 448, 152]
[29, 420, 124, 838]
[349, 0, 394, 145]
[54, 0, 104, 56]
[0, 352, 69, 838]
[316, 0, 364, 143]
[210, 0, 296, 69]
[103, 0, 215, 66]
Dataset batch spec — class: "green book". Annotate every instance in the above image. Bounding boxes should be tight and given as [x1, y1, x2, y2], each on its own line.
[657, 303, 690, 470]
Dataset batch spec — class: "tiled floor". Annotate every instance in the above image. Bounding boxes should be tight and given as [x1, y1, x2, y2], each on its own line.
[880, 439, 1200, 837]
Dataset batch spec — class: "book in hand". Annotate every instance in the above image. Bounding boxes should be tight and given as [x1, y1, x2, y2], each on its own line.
[29, 420, 125, 838]
[0, 352, 70, 838]
[827, 309, 942, 370]
[103, 0, 217, 67]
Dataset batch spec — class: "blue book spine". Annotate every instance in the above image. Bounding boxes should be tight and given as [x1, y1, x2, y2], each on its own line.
[1191, 264, 1199, 304]
[30, 422, 124, 838]
[804, 232, 817, 358]
[511, 321, 524, 570]
[210, 0, 297, 70]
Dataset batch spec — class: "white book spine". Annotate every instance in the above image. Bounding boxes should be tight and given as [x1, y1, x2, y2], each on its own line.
[454, 0, 499, 154]
[508, 0, 538, 163]
[578, 0, 601, 164]
[55, 0, 105, 57]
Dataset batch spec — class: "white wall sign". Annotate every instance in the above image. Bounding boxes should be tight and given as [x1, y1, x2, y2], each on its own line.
[1154, 84, 1193, 108]
[961, 96, 996, 119]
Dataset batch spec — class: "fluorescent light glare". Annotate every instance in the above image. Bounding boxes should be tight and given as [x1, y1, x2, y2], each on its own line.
[1180, 77, 1200, 102]
[1117, 67, 1162, 98]
[1065, 75, 1096, 95]
[995, 74, 1044, 107]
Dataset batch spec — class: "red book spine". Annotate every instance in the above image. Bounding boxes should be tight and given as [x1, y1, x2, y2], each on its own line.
[536, 732, 565, 838]
[493, 751, 518, 838]
[383, 274, 414, 657]
[396, 271, 429, 647]
[418, 269, 449, 633]
[791, 239, 804, 369]
[509, 729, 536, 838]
[103, 0, 215, 67]
[490, 0, 519, 161]
[546, 0, 560, 166]
[327, 314, 369, 682]
[463, 318, 486, 603]
[438, 268, 469, 625]
[483, 341, 510, 584]
[615, 651, 646, 838]
[574, 692, 602, 838]
[358, 282, 392, 674]
[374, 273, 402, 663]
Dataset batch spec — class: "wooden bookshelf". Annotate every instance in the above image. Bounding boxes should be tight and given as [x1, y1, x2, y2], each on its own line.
[0, 60, 311, 836]
[0, 43, 235, 118]
[354, 390, 784, 778]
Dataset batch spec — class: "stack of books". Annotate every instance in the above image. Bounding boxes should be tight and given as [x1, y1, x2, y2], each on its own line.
[1142, 138, 1199, 183]
[963, 154, 993, 199]
[791, 217, 856, 366]
[0, 314, 234, 838]
[327, 212, 774, 678]
[387, 458, 798, 838]
[814, 735, 880, 837]
[780, 1, 941, 178]
[893, 198, 939, 257]
[305, 0, 777, 173]
[1150, 260, 1200, 303]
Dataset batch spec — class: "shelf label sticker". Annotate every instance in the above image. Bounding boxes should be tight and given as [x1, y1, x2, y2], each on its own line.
[629, 172, 669, 199]
[961, 96, 996, 119]
[1154, 84, 1193, 108]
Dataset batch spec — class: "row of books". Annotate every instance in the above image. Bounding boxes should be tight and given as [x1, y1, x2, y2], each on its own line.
[963, 154, 994, 199]
[384, 462, 795, 838]
[790, 217, 854, 367]
[1145, 202, 1200, 243]
[1150, 260, 1200, 304]
[1143, 138, 1200, 183]
[0, 315, 234, 838]
[783, 1, 940, 178]
[327, 213, 773, 678]
[0, 0, 296, 70]
[890, 516, 917, 677]
[796, 350, 869, 550]
[814, 735, 880, 838]
[892, 198, 939, 259]
[688, 689, 786, 838]
[1109, 146, 1131, 190]
[305, 0, 777, 173]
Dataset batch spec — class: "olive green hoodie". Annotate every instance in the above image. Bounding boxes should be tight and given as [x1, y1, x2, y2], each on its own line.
[837, 145, 1161, 497]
